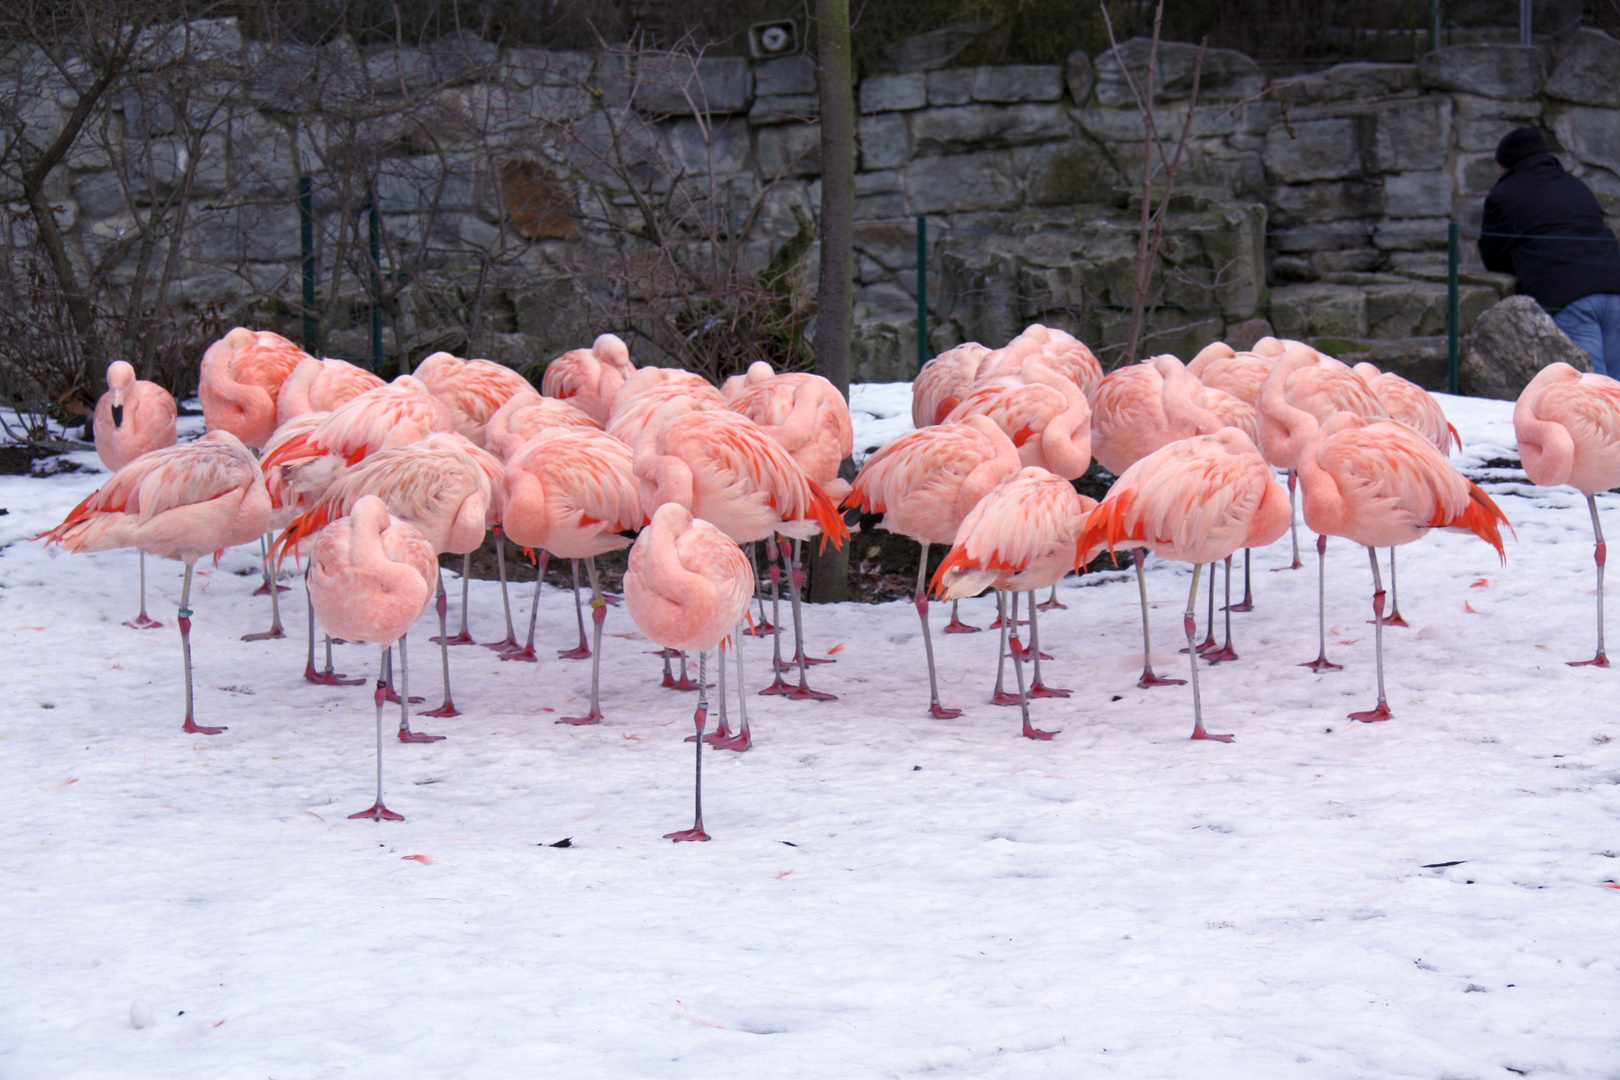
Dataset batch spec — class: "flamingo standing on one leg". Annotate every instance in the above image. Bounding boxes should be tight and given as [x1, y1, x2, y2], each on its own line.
[502, 428, 645, 723]
[41, 431, 271, 735]
[1076, 428, 1292, 741]
[1513, 362, 1620, 666]
[623, 503, 754, 842]
[1257, 347, 1388, 672]
[1189, 343, 1280, 606]
[1354, 361, 1463, 627]
[1298, 414, 1509, 721]
[541, 333, 636, 423]
[931, 467, 1097, 739]
[635, 407, 849, 728]
[306, 496, 439, 822]
[846, 417, 1021, 718]
[92, 360, 177, 629]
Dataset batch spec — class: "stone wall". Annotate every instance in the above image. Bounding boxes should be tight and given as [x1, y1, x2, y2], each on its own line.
[6, 22, 1619, 384]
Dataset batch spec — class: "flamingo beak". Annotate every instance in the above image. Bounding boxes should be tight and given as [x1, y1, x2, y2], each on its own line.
[111, 403, 124, 428]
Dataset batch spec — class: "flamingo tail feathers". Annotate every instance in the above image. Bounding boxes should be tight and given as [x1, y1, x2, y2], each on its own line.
[1435, 481, 1511, 563]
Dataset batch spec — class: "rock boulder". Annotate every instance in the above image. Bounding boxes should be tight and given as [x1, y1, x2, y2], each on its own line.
[1459, 295, 1591, 400]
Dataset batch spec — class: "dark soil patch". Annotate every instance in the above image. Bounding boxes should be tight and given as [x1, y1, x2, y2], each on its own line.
[0, 441, 88, 476]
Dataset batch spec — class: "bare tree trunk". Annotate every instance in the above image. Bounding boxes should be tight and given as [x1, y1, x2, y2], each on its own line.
[810, 0, 853, 604]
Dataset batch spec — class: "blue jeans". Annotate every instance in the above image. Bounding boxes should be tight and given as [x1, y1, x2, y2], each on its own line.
[1554, 293, 1620, 377]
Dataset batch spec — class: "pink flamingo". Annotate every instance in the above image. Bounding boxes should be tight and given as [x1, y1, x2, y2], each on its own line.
[274, 357, 384, 426]
[261, 376, 456, 472]
[912, 343, 990, 428]
[846, 416, 1021, 716]
[636, 407, 849, 726]
[414, 351, 535, 449]
[1077, 428, 1292, 741]
[1257, 347, 1388, 670]
[1513, 362, 1620, 666]
[93, 360, 177, 629]
[730, 369, 855, 682]
[976, 324, 1104, 398]
[623, 503, 755, 841]
[306, 496, 439, 821]
[485, 391, 601, 460]
[42, 431, 271, 734]
[197, 328, 309, 449]
[1187, 344, 1276, 407]
[932, 466, 1097, 739]
[276, 433, 494, 737]
[944, 362, 1092, 480]
[720, 359, 778, 401]
[1353, 361, 1463, 627]
[1088, 354, 1228, 686]
[1299, 413, 1508, 721]
[501, 427, 645, 723]
[541, 333, 635, 423]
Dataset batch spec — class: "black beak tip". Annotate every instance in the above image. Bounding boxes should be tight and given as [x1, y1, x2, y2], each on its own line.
[110, 405, 124, 428]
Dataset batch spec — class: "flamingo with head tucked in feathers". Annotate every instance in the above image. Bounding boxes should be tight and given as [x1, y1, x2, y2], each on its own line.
[542, 333, 635, 423]
[912, 343, 990, 429]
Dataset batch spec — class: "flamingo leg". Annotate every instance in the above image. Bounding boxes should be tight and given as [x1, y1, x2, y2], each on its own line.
[396, 635, 444, 741]
[1183, 563, 1233, 741]
[1377, 547, 1410, 627]
[501, 551, 548, 663]
[1005, 589, 1056, 740]
[432, 554, 476, 645]
[944, 597, 981, 633]
[786, 539, 836, 701]
[1008, 590, 1028, 659]
[1571, 492, 1610, 667]
[787, 540, 834, 667]
[660, 647, 677, 687]
[1228, 548, 1255, 612]
[1203, 555, 1240, 663]
[710, 622, 754, 751]
[915, 543, 962, 719]
[664, 649, 712, 842]
[1135, 547, 1185, 688]
[1301, 534, 1343, 672]
[482, 529, 519, 652]
[177, 562, 225, 735]
[558, 560, 591, 659]
[1037, 584, 1066, 611]
[1027, 590, 1070, 697]
[350, 645, 405, 821]
[696, 631, 733, 743]
[125, 550, 163, 629]
[1195, 563, 1218, 653]
[760, 535, 792, 694]
[1350, 546, 1394, 722]
[242, 535, 287, 641]
[991, 590, 1020, 706]
[675, 650, 699, 692]
[1280, 470, 1304, 570]
[745, 543, 775, 636]
[559, 559, 607, 724]
[419, 580, 461, 719]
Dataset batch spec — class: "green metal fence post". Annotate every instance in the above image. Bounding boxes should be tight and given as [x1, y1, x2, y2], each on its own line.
[916, 215, 928, 372]
[298, 176, 316, 353]
[1447, 220, 1460, 395]
[368, 188, 383, 371]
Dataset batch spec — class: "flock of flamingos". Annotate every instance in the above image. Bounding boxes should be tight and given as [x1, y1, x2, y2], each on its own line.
[35, 322, 1620, 839]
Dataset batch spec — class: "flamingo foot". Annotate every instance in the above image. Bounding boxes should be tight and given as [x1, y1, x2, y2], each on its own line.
[791, 650, 834, 667]
[383, 689, 425, 704]
[601, 593, 622, 606]
[788, 683, 837, 702]
[252, 581, 291, 596]
[1273, 558, 1304, 571]
[556, 710, 603, 726]
[690, 719, 730, 743]
[499, 645, 538, 662]
[429, 630, 475, 645]
[1569, 652, 1611, 667]
[241, 627, 286, 642]
[1191, 726, 1235, 743]
[181, 718, 226, 735]
[1138, 671, 1187, 688]
[1202, 644, 1239, 663]
[758, 673, 793, 696]
[992, 689, 1023, 706]
[1021, 722, 1058, 741]
[1036, 597, 1067, 611]
[397, 728, 445, 743]
[348, 801, 404, 821]
[943, 616, 981, 634]
[1300, 656, 1344, 673]
[672, 674, 700, 691]
[1375, 613, 1410, 627]
[124, 614, 164, 630]
[709, 731, 753, 752]
[1227, 599, 1255, 613]
[664, 825, 710, 842]
[930, 703, 963, 719]
[482, 634, 520, 653]
[987, 615, 1028, 629]
[420, 701, 460, 718]
[1028, 681, 1071, 699]
[557, 642, 591, 660]
[1348, 702, 1393, 723]
[305, 665, 365, 686]
[743, 619, 775, 637]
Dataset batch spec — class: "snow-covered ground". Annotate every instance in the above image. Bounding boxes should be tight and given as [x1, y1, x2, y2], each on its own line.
[1, 391, 1616, 1079]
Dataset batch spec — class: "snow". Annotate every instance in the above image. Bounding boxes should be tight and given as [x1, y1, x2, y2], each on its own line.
[1, 389, 1617, 1079]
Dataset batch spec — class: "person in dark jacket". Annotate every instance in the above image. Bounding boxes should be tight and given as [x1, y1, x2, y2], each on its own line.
[1480, 126, 1620, 376]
